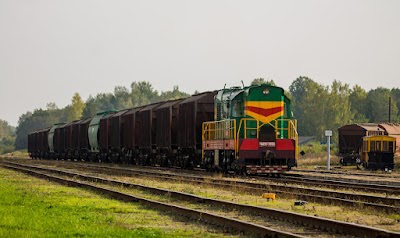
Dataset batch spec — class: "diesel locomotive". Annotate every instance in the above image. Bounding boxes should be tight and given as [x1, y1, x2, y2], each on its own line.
[28, 84, 298, 175]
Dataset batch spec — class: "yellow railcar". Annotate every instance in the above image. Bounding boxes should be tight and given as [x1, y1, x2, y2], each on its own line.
[361, 135, 396, 170]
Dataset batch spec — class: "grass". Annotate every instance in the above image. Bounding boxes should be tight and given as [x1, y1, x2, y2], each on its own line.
[0, 150, 29, 158]
[395, 155, 400, 170]
[0, 167, 239, 238]
[297, 142, 340, 168]
[296, 154, 340, 168]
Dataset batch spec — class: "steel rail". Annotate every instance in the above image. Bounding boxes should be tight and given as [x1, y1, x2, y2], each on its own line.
[278, 175, 400, 195]
[292, 169, 400, 179]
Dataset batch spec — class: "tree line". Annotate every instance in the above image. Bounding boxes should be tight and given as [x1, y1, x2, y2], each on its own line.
[288, 77, 399, 142]
[1, 78, 399, 152]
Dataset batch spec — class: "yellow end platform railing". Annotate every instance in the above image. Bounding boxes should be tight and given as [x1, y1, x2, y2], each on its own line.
[202, 119, 237, 159]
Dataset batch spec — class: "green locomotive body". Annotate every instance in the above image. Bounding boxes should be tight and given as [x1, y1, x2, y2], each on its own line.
[202, 84, 298, 174]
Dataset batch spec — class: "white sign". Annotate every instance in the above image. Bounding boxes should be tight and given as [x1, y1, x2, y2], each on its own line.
[259, 142, 275, 147]
[325, 130, 332, 136]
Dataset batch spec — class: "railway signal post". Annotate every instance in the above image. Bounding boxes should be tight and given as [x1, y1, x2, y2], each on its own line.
[325, 130, 332, 170]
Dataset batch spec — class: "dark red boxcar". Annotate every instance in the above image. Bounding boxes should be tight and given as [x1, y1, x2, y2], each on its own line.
[136, 102, 165, 150]
[155, 99, 184, 150]
[54, 126, 63, 156]
[28, 132, 33, 155]
[64, 121, 79, 158]
[99, 112, 116, 160]
[122, 106, 144, 151]
[79, 118, 92, 160]
[109, 110, 128, 152]
[39, 128, 50, 159]
[177, 91, 217, 151]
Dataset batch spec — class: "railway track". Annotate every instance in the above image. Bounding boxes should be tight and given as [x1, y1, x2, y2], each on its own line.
[10, 158, 400, 195]
[285, 171, 400, 188]
[278, 174, 400, 195]
[2, 161, 400, 238]
[5, 160, 400, 214]
[292, 169, 400, 179]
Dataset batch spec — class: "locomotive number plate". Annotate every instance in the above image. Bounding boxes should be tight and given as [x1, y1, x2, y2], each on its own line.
[259, 142, 275, 147]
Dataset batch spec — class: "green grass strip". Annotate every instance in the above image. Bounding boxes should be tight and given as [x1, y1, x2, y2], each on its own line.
[0, 167, 234, 238]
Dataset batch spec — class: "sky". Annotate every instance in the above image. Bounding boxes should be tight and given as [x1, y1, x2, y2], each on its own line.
[1, 0, 399, 126]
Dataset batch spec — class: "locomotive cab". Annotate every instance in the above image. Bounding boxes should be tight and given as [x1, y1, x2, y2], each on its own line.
[361, 135, 396, 170]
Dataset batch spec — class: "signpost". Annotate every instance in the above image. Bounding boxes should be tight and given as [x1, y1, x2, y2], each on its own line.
[325, 130, 332, 170]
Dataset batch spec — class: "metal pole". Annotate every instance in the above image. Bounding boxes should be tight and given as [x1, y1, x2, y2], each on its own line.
[327, 135, 330, 170]
[325, 130, 332, 171]
[389, 96, 391, 123]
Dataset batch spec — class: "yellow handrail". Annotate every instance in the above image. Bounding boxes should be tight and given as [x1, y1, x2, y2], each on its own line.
[204, 117, 299, 161]
[202, 119, 237, 160]
[237, 118, 298, 160]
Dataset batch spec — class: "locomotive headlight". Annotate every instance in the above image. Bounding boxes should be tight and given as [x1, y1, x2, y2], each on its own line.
[263, 88, 269, 95]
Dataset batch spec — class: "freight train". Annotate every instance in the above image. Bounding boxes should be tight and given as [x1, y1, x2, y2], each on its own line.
[28, 84, 298, 175]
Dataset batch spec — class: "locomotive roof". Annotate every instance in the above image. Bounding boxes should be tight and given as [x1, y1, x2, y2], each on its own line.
[378, 123, 400, 135]
[363, 135, 397, 141]
[338, 123, 381, 131]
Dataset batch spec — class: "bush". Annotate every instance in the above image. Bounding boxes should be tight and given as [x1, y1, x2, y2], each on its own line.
[299, 142, 338, 156]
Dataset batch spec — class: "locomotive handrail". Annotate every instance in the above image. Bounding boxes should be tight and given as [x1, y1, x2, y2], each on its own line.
[202, 119, 237, 160]
[236, 118, 299, 160]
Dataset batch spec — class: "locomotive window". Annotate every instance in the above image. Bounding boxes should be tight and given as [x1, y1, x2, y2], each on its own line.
[375, 141, 381, 151]
[383, 141, 389, 152]
[231, 101, 244, 117]
[389, 142, 394, 152]
[370, 141, 376, 151]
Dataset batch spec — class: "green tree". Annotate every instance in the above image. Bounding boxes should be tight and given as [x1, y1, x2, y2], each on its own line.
[81, 96, 99, 118]
[0, 119, 15, 154]
[324, 80, 353, 141]
[251, 78, 276, 86]
[391, 88, 400, 121]
[66, 93, 85, 121]
[289, 76, 324, 137]
[113, 86, 133, 110]
[349, 85, 368, 122]
[366, 87, 398, 123]
[289, 77, 353, 142]
[160, 86, 189, 100]
[131, 81, 159, 106]
[15, 107, 65, 149]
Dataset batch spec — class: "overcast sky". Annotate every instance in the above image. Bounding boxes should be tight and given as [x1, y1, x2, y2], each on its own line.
[1, 0, 399, 126]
